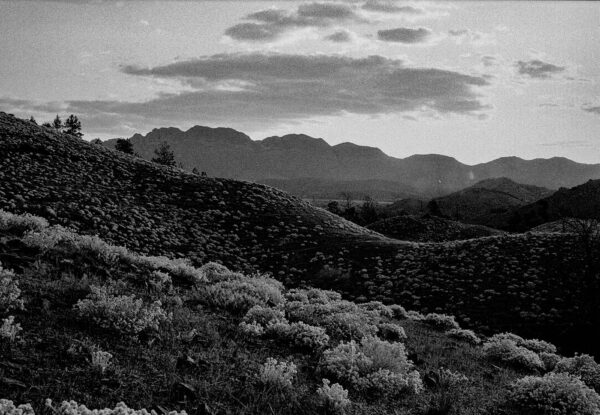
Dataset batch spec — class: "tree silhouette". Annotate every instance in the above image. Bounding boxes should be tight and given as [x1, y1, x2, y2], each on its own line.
[152, 142, 176, 166]
[64, 114, 82, 137]
[29, 116, 37, 125]
[115, 138, 134, 154]
[52, 115, 63, 130]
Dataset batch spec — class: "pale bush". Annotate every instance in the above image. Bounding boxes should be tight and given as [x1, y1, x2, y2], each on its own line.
[147, 271, 172, 293]
[358, 301, 393, 318]
[91, 349, 112, 373]
[377, 323, 406, 342]
[540, 352, 561, 372]
[129, 255, 205, 285]
[259, 358, 297, 390]
[508, 372, 600, 415]
[45, 400, 187, 415]
[198, 262, 231, 281]
[0, 210, 48, 233]
[306, 288, 342, 304]
[284, 321, 330, 351]
[423, 313, 460, 331]
[355, 368, 423, 398]
[0, 316, 22, 341]
[197, 275, 284, 312]
[239, 321, 265, 337]
[284, 289, 309, 303]
[446, 328, 481, 345]
[0, 265, 24, 313]
[0, 399, 34, 415]
[74, 284, 171, 335]
[406, 310, 425, 320]
[316, 379, 350, 414]
[22, 225, 76, 251]
[243, 305, 287, 326]
[555, 354, 600, 392]
[483, 337, 545, 371]
[389, 304, 409, 319]
[490, 332, 556, 354]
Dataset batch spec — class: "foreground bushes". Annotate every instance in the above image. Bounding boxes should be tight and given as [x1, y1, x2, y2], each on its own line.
[0, 400, 188, 415]
[196, 275, 284, 312]
[555, 354, 600, 392]
[508, 373, 600, 415]
[0, 210, 48, 234]
[0, 264, 24, 313]
[483, 334, 547, 371]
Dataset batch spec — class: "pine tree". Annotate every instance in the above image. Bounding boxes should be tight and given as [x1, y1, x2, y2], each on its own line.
[151, 142, 176, 166]
[52, 115, 63, 130]
[115, 138, 134, 154]
[64, 114, 82, 137]
[29, 116, 37, 125]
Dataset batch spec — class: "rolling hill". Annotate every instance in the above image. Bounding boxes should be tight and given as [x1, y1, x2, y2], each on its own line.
[1, 112, 599, 358]
[102, 125, 600, 198]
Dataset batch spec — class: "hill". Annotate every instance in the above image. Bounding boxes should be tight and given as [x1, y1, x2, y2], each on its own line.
[102, 126, 600, 198]
[1, 112, 600, 358]
[491, 179, 600, 231]
[429, 177, 553, 225]
[366, 214, 504, 242]
[4, 211, 599, 415]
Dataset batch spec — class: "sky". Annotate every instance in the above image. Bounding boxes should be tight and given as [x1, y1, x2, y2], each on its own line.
[1, 0, 599, 165]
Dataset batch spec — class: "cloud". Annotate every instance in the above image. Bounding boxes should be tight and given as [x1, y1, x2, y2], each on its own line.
[361, 1, 423, 14]
[583, 105, 600, 115]
[377, 27, 431, 43]
[4, 53, 490, 134]
[516, 59, 565, 79]
[224, 3, 362, 42]
[324, 29, 354, 43]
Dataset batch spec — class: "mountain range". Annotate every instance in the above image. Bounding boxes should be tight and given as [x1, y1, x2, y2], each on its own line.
[103, 125, 600, 198]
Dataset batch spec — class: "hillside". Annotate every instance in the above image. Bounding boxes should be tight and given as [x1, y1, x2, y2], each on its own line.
[430, 177, 553, 225]
[1, 112, 600, 358]
[4, 212, 598, 415]
[103, 126, 600, 197]
[366, 214, 504, 242]
[490, 179, 600, 231]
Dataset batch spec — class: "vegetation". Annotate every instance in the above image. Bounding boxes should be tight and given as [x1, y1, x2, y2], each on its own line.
[114, 138, 134, 155]
[152, 142, 176, 166]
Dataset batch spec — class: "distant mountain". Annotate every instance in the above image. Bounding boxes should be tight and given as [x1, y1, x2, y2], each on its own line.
[492, 179, 600, 231]
[102, 126, 600, 198]
[367, 214, 503, 242]
[430, 177, 553, 225]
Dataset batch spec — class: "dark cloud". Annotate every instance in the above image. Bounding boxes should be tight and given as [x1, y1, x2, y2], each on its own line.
[583, 105, 600, 115]
[516, 59, 565, 79]
[377, 27, 431, 43]
[225, 3, 361, 42]
[362, 1, 423, 14]
[324, 30, 353, 42]
[4, 53, 490, 134]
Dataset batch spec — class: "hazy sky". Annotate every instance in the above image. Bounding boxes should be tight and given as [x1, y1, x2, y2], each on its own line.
[1, 0, 599, 164]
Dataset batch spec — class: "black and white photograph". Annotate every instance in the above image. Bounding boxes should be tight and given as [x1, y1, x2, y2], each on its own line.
[1, 0, 600, 414]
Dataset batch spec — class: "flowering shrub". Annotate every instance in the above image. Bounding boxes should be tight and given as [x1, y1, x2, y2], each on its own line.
[0, 265, 24, 313]
[259, 358, 297, 390]
[320, 336, 422, 397]
[423, 313, 460, 331]
[243, 305, 287, 326]
[376, 323, 406, 342]
[483, 337, 545, 371]
[508, 373, 600, 415]
[554, 354, 600, 392]
[389, 304, 409, 320]
[45, 400, 187, 415]
[316, 379, 350, 414]
[0, 210, 48, 233]
[0, 316, 22, 342]
[197, 275, 284, 312]
[91, 349, 113, 373]
[446, 328, 481, 345]
[74, 284, 171, 335]
[0, 399, 34, 415]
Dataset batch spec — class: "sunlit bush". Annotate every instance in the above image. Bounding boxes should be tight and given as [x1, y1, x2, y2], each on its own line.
[389, 304, 409, 320]
[376, 323, 406, 342]
[423, 313, 460, 331]
[45, 400, 187, 415]
[357, 301, 393, 318]
[0, 264, 24, 313]
[0, 210, 48, 233]
[0, 316, 22, 342]
[446, 328, 480, 345]
[0, 399, 34, 415]
[243, 305, 287, 326]
[259, 358, 297, 390]
[483, 337, 544, 371]
[268, 321, 330, 352]
[316, 379, 350, 414]
[508, 372, 600, 415]
[555, 354, 600, 392]
[196, 275, 284, 312]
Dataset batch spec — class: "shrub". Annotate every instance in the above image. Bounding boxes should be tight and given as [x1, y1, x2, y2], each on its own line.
[306, 288, 342, 304]
[198, 262, 240, 282]
[0, 316, 22, 342]
[259, 358, 297, 390]
[555, 354, 600, 392]
[483, 337, 544, 371]
[446, 328, 481, 345]
[316, 379, 350, 414]
[243, 305, 287, 326]
[0, 399, 34, 415]
[490, 332, 557, 354]
[358, 301, 393, 318]
[239, 321, 265, 337]
[0, 265, 24, 313]
[389, 304, 409, 319]
[147, 271, 172, 293]
[0, 210, 48, 233]
[377, 323, 406, 342]
[74, 284, 171, 335]
[45, 400, 187, 415]
[320, 336, 422, 397]
[283, 321, 330, 351]
[423, 313, 460, 331]
[540, 352, 561, 372]
[91, 349, 113, 373]
[508, 372, 600, 415]
[321, 312, 378, 341]
[197, 275, 284, 312]
[406, 310, 425, 320]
